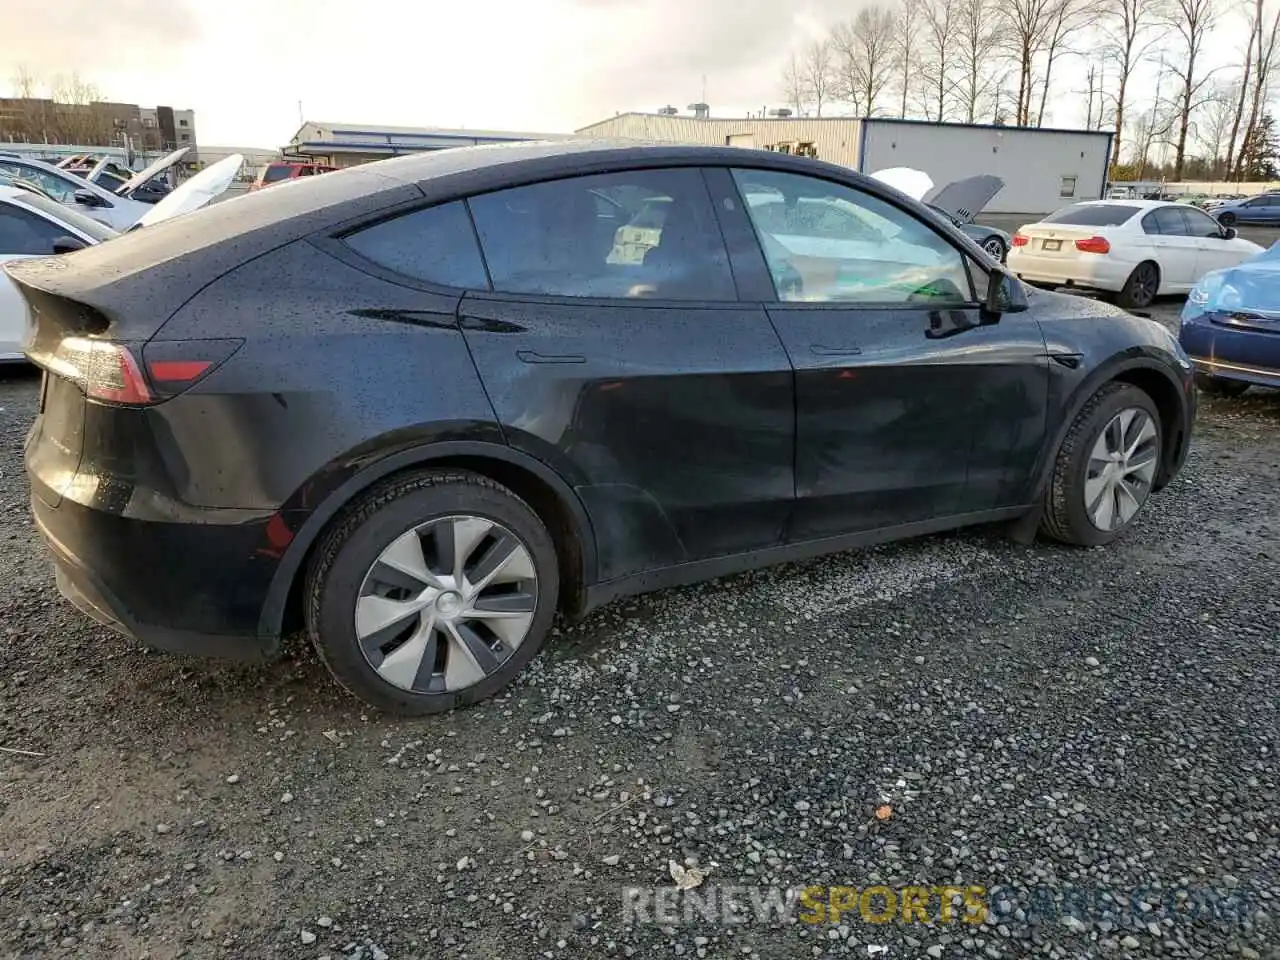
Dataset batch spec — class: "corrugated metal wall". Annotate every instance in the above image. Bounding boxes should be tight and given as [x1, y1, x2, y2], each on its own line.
[576, 114, 864, 167]
[860, 120, 1112, 215]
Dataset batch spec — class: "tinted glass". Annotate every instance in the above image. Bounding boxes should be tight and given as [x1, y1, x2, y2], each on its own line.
[732, 168, 973, 305]
[469, 169, 735, 300]
[0, 203, 66, 255]
[261, 165, 294, 184]
[1152, 207, 1190, 235]
[1183, 208, 1224, 237]
[1043, 204, 1140, 226]
[12, 193, 116, 242]
[343, 201, 489, 289]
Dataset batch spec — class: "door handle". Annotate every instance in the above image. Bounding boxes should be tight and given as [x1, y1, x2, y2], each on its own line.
[517, 350, 586, 364]
[809, 344, 863, 357]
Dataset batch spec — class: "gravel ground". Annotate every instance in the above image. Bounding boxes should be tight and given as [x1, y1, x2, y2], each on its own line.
[1, 305, 1278, 960]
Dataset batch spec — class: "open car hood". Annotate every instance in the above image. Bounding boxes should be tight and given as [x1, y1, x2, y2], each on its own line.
[118, 146, 189, 197]
[926, 174, 1005, 223]
[869, 167, 934, 201]
[134, 153, 244, 229]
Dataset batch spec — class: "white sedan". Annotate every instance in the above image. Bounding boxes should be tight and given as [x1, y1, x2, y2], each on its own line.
[1007, 200, 1263, 309]
[1, 154, 243, 361]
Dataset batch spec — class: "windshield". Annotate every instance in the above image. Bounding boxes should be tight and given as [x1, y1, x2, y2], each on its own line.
[14, 192, 118, 242]
[1043, 204, 1141, 226]
[261, 165, 296, 184]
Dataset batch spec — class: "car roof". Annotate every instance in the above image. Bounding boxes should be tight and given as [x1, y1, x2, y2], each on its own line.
[1070, 199, 1174, 210]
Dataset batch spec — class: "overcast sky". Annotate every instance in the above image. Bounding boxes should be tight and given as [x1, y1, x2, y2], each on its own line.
[0, 0, 1251, 151]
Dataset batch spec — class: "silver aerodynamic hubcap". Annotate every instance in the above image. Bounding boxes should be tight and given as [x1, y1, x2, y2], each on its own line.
[355, 515, 538, 694]
[1084, 408, 1159, 531]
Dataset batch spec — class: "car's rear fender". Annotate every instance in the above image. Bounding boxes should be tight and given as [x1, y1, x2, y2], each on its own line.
[255, 438, 600, 641]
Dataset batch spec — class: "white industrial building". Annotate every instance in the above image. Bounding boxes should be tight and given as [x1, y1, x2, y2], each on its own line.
[576, 113, 1113, 215]
[285, 121, 571, 168]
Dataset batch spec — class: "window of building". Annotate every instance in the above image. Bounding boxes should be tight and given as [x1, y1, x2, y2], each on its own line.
[468, 168, 736, 301]
[179, 119, 189, 127]
[1060, 176, 1078, 198]
[341, 200, 489, 289]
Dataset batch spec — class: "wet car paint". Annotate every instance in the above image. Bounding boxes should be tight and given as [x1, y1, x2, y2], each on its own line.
[8, 143, 1197, 658]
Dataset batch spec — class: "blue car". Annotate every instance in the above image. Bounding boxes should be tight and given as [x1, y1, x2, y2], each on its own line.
[1206, 192, 1280, 227]
[1180, 242, 1280, 395]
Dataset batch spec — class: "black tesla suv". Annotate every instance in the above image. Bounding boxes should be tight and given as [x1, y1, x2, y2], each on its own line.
[7, 141, 1196, 714]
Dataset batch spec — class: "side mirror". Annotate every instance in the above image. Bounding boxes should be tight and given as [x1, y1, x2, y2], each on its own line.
[984, 269, 1029, 316]
[1222, 226, 1237, 240]
[51, 235, 88, 254]
[72, 189, 105, 208]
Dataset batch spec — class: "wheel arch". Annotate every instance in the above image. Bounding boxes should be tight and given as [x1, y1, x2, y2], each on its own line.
[1031, 355, 1191, 501]
[256, 441, 598, 642]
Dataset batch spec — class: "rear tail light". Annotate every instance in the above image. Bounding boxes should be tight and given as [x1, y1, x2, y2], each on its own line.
[1011, 233, 1029, 247]
[1075, 236, 1112, 254]
[30, 337, 241, 406]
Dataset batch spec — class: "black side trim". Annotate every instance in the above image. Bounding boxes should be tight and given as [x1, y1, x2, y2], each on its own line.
[581, 506, 1031, 614]
[256, 440, 599, 639]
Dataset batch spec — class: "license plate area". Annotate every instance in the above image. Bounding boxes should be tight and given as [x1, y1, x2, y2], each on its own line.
[1042, 239, 1062, 251]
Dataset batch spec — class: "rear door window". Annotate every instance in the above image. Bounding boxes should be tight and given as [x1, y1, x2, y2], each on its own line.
[467, 168, 736, 301]
[0, 203, 67, 255]
[1151, 207, 1190, 235]
[341, 200, 489, 289]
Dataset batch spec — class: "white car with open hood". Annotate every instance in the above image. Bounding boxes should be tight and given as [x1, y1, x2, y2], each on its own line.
[0, 147, 193, 231]
[1007, 200, 1263, 309]
[0, 154, 244, 361]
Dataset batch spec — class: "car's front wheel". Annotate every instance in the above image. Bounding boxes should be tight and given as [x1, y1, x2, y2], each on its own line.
[1218, 212, 1237, 227]
[1040, 383, 1162, 547]
[1195, 373, 1250, 397]
[305, 470, 559, 714]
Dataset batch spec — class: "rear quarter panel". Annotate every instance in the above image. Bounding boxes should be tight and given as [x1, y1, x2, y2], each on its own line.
[149, 240, 502, 513]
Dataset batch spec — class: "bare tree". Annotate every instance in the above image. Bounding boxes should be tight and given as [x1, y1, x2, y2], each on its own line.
[954, 0, 1005, 122]
[799, 39, 835, 117]
[1197, 83, 1241, 175]
[1035, 0, 1089, 125]
[832, 6, 899, 116]
[998, 0, 1056, 125]
[1232, 0, 1280, 179]
[1098, 0, 1166, 169]
[5, 66, 51, 143]
[1165, 0, 1220, 180]
[919, 0, 960, 120]
[781, 53, 806, 115]
[891, 0, 924, 118]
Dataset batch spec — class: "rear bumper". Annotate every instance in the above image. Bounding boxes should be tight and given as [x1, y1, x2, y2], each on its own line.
[1007, 250, 1134, 293]
[32, 486, 280, 661]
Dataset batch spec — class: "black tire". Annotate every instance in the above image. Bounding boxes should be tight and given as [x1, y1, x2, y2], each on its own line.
[1218, 212, 1236, 227]
[1195, 373, 1249, 397]
[1040, 382, 1163, 547]
[1116, 261, 1160, 310]
[304, 469, 560, 715]
[982, 236, 1007, 262]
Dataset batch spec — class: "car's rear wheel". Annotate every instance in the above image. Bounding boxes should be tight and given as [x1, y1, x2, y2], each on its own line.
[1116, 262, 1160, 309]
[305, 470, 559, 714]
[982, 236, 1007, 261]
[1040, 383, 1162, 547]
[1195, 373, 1250, 397]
